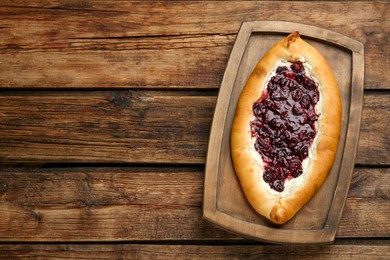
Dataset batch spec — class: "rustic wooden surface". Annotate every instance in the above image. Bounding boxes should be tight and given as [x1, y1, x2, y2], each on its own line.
[0, 0, 389, 258]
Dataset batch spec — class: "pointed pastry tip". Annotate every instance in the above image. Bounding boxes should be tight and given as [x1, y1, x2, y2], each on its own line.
[287, 31, 300, 48]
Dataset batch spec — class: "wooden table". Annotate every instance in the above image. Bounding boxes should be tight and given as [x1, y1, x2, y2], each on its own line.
[0, 1, 389, 258]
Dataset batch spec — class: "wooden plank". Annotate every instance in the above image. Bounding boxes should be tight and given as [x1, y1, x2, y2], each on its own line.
[0, 240, 389, 259]
[357, 91, 390, 165]
[0, 91, 388, 165]
[0, 44, 229, 89]
[0, 167, 388, 241]
[0, 1, 388, 89]
[0, 91, 215, 164]
[348, 167, 390, 199]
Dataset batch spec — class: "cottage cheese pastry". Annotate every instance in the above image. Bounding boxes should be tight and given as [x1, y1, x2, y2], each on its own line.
[231, 32, 342, 224]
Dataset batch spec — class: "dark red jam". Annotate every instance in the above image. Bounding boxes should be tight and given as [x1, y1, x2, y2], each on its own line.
[251, 61, 320, 192]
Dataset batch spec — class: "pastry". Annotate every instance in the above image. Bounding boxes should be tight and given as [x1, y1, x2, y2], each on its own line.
[231, 32, 342, 224]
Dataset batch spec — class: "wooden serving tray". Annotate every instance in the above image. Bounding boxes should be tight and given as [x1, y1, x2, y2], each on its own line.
[203, 21, 364, 244]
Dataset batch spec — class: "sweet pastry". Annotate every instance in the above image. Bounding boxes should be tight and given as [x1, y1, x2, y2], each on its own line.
[231, 32, 342, 224]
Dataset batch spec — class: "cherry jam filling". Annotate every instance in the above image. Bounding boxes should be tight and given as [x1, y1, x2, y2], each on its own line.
[251, 61, 320, 192]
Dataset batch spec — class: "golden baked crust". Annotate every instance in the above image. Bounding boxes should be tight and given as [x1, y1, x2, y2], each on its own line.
[231, 32, 342, 225]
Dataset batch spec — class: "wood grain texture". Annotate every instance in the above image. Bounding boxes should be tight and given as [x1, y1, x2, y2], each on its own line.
[0, 1, 388, 89]
[0, 167, 388, 241]
[0, 91, 215, 164]
[0, 0, 387, 254]
[357, 91, 390, 166]
[0, 240, 389, 259]
[0, 91, 388, 165]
